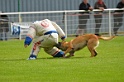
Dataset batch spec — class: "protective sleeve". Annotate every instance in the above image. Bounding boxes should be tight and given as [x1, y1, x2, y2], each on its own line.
[51, 21, 66, 40]
[24, 26, 36, 45]
[24, 36, 32, 45]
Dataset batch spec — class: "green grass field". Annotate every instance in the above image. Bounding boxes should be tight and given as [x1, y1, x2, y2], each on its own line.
[0, 36, 124, 82]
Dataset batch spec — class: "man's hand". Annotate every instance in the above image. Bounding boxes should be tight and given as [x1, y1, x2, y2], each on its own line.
[89, 7, 93, 11]
[24, 45, 28, 48]
[99, 7, 104, 11]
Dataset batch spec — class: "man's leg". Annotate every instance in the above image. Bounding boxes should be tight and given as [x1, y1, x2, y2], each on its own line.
[5, 32, 8, 40]
[113, 14, 123, 35]
[28, 35, 45, 60]
[44, 47, 64, 57]
[28, 43, 41, 60]
[43, 33, 64, 57]
[0, 33, 2, 40]
[0, 29, 3, 40]
[113, 14, 119, 35]
[28, 33, 59, 59]
[77, 15, 89, 35]
[94, 15, 102, 36]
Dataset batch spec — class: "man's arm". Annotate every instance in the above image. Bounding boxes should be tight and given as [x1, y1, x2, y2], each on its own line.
[24, 26, 36, 47]
[115, 2, 124, 12]
[79, 3, 89, 10]
[94, 2, 106, 11]
[51, 22, 66, 41]
[88, 3, 93, 11]
[117, 2, 123, 8]
[103, 2, 107, 9]
[94, 2, 99, 9]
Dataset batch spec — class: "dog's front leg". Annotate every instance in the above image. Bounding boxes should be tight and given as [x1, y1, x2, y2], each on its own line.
[63, 41, 74, 57]
[64, 47, 73, 55]
[65, 52, 74, 58]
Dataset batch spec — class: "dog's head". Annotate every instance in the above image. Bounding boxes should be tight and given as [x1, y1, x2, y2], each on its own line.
[55, 41, 69, 51]
[55, 42, 62, 49]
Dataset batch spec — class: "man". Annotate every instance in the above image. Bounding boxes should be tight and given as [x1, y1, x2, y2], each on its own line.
[113, 0, 124, 35]
[94, 0, 107, 36]
[24, 19, 66, 60]
[76, 0, 93, 36]
[0, 13, 9, 40]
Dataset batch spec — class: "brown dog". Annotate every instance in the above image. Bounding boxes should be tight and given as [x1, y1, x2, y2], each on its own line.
[55, 34, 115, 58]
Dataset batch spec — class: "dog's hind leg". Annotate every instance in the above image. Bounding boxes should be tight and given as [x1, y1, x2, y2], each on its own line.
[93, 41, 99, 57]
[87, 46, 96, 57]
[87, 39, 98, 57]
[94, 50, 98, 56]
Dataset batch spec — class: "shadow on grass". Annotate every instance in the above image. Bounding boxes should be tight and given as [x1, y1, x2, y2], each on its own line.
[0, 56, 89, 61]
[0, 58, 26, 61]
[37, 56, 89, 60]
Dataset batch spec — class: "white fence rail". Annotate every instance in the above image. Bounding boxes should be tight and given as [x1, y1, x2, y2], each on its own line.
[0, 8, 124, 40]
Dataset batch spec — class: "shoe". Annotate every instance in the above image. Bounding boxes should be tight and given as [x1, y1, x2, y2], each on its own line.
[27, 54, 37, 60]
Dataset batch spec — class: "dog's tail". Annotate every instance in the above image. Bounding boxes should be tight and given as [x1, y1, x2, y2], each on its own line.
[98, 36, 115, 41]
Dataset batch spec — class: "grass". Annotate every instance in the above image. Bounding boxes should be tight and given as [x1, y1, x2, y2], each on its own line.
[0, 36, 124, 82]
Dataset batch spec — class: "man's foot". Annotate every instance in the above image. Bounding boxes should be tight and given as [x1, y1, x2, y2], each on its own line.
[114, 32, 118, 36]
[53, 51, 64, 57]
[28, 54, 37, 60]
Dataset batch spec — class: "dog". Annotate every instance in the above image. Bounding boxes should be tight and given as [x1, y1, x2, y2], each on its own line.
[55, 34, 115, 58]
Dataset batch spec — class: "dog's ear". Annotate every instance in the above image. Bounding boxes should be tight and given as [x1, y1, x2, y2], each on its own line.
[54, 42, 62, 49]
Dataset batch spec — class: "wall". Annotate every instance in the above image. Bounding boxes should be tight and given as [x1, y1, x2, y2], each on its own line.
[0, 0, 119, 12]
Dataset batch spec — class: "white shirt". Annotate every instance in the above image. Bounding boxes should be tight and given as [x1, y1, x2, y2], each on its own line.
[27, 19, 65, 39]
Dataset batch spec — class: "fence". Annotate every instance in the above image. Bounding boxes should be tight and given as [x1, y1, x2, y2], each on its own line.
[0, 8, 124, 40]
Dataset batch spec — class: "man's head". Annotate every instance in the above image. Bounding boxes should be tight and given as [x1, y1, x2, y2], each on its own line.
[97, 0, 103, 5]
[83, 0, 88, 4]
